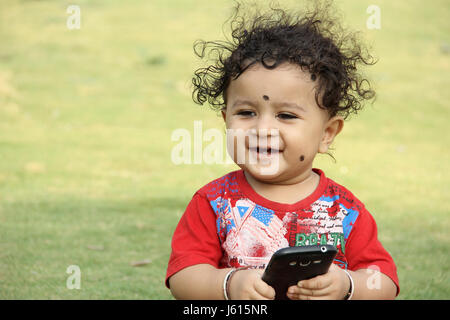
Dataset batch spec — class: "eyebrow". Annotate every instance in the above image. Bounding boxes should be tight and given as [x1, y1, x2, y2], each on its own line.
[230, 99, 307, 113]
[230, 99, 257, 109]
[273, 101, 308, 113]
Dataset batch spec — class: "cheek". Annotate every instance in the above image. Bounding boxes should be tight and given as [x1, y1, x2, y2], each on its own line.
[282, 132, 319, 161]
[226, 116, 249, 130]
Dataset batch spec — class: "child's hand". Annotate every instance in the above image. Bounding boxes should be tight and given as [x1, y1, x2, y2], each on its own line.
[286, 264, 350, 300]
[228, 268, 275, 300]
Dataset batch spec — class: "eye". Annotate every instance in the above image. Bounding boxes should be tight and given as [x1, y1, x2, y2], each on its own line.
[277, 113, 298, 120]
[236, 110, 256, 117]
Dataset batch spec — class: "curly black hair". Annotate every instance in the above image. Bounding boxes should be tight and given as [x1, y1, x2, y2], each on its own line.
[192, 0, 376, 119]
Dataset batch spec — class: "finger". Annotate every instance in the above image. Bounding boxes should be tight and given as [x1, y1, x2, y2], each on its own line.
[249, 292, 274, 300]
[248, 287, 274, 300]
[296, 293, 330, 300]
[287, 291, 323, 300]
[287, 285, 299, 294]
[254, 279, 275, 300]
[296, 286, 332, 297]
[286, 292, 300, 300]
[287, 283, 332, 300]
[288, 284, 328, 297]
[298, 274, 333, 290]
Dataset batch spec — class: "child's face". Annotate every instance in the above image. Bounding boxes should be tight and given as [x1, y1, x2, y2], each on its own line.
[222, 62, 343, 184]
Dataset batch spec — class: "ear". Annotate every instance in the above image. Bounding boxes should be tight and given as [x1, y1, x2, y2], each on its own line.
[319, 116, 344, 154]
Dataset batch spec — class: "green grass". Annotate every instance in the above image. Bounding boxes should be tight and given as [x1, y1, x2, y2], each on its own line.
[0, 0, 449, 299]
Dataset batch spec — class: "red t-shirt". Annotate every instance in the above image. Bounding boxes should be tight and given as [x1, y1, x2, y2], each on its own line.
[166, 169, 399, 294]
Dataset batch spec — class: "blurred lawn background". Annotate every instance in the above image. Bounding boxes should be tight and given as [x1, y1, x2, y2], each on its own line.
[0, 0, 448, 299]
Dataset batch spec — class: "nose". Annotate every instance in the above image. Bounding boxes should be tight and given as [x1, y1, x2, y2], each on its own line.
[255, 112, 277, 132]
[249, 113, 280, 148]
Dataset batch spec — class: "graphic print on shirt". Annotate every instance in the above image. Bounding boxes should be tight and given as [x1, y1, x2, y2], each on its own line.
[284, 195, 359, 269]
[210, 192, 361, 270]
[206, 172, 361, 270]
[211, 197, 289, 268]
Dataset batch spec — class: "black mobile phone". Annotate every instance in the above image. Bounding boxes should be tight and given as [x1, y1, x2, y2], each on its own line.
[262, 245, 338, 300]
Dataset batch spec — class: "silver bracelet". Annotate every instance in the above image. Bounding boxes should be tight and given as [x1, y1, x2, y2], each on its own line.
[223, 267, 251, 300]
[342, 269, 355, 300]
[223, 269, 236, 300]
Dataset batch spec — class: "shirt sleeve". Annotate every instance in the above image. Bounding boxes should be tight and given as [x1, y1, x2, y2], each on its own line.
[345, 207, 400, 296]
[165, 192, 223, 288]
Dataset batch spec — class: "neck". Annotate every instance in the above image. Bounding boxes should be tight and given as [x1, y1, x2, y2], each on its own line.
[244, 169, 320, 204]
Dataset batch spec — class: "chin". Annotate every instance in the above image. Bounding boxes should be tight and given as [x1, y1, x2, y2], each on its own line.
[242, 164, 286, 183]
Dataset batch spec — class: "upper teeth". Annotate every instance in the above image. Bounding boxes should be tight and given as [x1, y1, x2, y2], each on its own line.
[252, 148, 278, 153]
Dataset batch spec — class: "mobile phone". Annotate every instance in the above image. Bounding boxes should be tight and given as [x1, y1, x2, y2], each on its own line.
[262, 245, 338, 300]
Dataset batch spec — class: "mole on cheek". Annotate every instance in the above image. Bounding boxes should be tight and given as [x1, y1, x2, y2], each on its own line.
[262, 95, 269, 101]
[299, 155, 305, 162]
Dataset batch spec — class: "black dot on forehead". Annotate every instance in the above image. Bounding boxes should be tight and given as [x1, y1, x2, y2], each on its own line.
[262, 95, 269, 101]
[299, 155, 305, 162]
[310, 74, 317, 81]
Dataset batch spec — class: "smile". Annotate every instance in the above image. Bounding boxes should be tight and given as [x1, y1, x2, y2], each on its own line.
[249, 147, 280, 155]
[247, 146, 282, 164]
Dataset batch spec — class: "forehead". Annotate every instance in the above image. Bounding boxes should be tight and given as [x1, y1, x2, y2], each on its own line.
[226, 62, 318, 105]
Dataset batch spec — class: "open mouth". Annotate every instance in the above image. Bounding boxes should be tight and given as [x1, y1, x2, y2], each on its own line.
[249, 147, 280, 155]
[248, 146, 282, 165]
[246, 146, 281, 167]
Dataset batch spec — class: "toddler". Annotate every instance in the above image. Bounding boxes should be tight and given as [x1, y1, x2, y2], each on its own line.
[165, 1, 399, 300]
